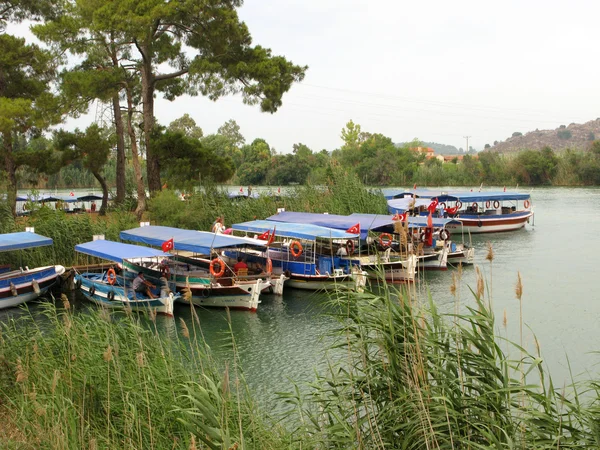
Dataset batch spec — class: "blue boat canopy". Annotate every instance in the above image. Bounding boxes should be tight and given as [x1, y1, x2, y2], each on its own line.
[120, 226, 268, 255]
[75, 240, 172, 263]
[349, 213, 460, 229]
[267, 211, 397, 239]
[232, 220, 359, 240]
[0, 232, 53, 252]
[385, 189, 530, 203]
[77, 194, 104, 201]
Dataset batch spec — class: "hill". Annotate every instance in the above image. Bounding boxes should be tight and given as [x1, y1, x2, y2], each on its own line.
[396, 141, 475, 155]
[488, 119, 600, 153]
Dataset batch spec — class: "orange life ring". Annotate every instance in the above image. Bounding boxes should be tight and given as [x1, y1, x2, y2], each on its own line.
[456, 201, 463, 209]
[345, 239, 355, 255]
[106, 268, 117, 285]
[379, 233, 393, 248]
[266, 258, 273, 274]
[439, 229, 451, 241]
[472, 202, 478, 212]
[524, 200, 530, 209]
[210, 258, 226, 277]
[493, 200, 500, 209]
[485, 200, 491, 208]
[439, 202, 446, 209]
[290, 240, 303, 258]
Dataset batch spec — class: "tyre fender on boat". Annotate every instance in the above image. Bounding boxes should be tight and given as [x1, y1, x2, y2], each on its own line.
[89, 284, 95, 296]
[345, 239, 355, 255]
[107, 290, 115, 301]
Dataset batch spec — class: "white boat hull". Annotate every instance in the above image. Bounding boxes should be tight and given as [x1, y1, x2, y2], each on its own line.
[446, 211, 533, 234]
[0, 265, 65, 309]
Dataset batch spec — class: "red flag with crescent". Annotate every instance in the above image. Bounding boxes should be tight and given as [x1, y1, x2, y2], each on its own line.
[257, 230, 270, 240]
[161, 238, 174, 252]
[393, 212, 407, 222]
[427, 200, 439, 214]
[346, 223, 360, 235]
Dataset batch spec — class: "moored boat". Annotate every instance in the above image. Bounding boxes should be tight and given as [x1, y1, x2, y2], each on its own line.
[74, 240, 178, 316]
[229, 220, 368, 291]
[387, 189, 533, 234]
[119, 225, 279, 311]
[0, 231, 65, 309]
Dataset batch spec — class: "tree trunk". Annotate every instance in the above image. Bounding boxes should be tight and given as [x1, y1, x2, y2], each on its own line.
[126, 86, 147, 219]
[112, 93, 126, 204]
[141, 59, 161, 193]
[92, 170, 109, 216]
[2, 132, 17, 217]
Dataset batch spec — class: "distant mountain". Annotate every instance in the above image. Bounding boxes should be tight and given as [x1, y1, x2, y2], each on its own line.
[396, 141, 469, 155]
[488, 119, 600, 153]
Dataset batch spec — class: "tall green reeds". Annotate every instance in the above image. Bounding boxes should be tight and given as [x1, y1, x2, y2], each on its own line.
[0, 298, 287, 449]
[149, 167, 388, 232]
[0, 206, 139, 268]
[277, 279, 600, 448]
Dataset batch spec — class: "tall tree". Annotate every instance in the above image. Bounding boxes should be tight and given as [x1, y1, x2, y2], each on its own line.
[55, 125, 112, 215]
[151, 127, 234, 190]
[34, 15, 132, 205]
[0, 34, 60, 215]
[218, 119, 245, 148]
[168, 114, 203, 140]
[86, 0, 307, 193]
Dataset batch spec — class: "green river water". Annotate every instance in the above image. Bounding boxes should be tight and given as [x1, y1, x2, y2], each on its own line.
[2, 187, 600, 408]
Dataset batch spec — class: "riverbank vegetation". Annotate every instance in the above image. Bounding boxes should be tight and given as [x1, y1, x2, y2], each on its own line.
[2, 274, 600, 448]
[0, 167, 386, 268]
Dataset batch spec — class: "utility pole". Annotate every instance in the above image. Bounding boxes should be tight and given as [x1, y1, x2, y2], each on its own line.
[463, 135, 471, 153]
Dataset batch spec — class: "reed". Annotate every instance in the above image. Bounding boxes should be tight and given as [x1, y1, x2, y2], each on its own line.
[149, 168, 388, 232]
[277, 276, 600, 449]
[0, 300, 287, 449]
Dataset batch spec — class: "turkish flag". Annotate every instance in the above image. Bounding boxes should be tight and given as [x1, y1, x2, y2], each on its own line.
[257, 230, 271, 240]
[239, 187, 244, 193]
[346, 223, 360, 235]
[427, 213, 433, 229]
[69, 191, 75, 196]
[427, 200, 439, 214]
[413, 183, 417, 189]
[393, 212, 407, 222]
[161, 238, 174, 253]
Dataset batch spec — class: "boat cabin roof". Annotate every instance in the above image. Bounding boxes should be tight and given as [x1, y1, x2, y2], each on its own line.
[0, 231, 53, 252]
[232, 220, 359, 241]
[75, 240, 171, 263]
[385, 189, 530, 203]
[120, 225, 269, 254]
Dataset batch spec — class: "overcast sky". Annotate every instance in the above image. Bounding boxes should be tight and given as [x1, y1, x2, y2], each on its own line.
[9, 0, 600, 153]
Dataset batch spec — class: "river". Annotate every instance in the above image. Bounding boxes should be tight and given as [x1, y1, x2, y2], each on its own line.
[3, 187, 600, 407]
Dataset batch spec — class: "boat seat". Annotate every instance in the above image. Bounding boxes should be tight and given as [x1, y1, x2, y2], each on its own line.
[236, 268, 249, 278]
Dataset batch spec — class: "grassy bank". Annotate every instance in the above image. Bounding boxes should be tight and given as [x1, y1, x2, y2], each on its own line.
[0, 167, 387, 268]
